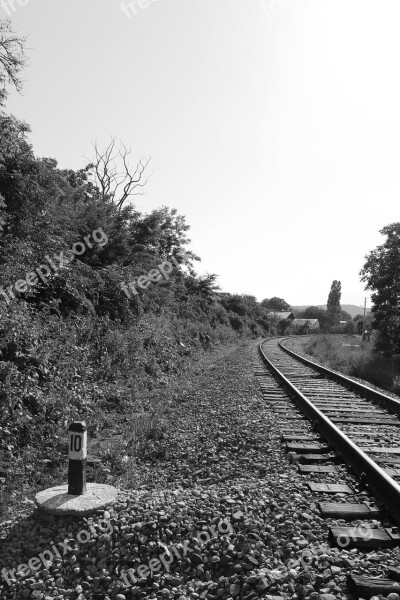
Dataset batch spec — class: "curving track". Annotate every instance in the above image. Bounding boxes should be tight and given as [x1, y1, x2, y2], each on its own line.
[259, 337, 400, 533]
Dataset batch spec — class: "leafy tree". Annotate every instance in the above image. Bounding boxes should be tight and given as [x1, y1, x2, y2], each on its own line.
[344, 321, 356, 334]
[340, 309, 352, 321]
[298, 306, 329, 330]
[291, 321, 311, 335]
[353, 313, 364, 322]
[360, 223, 400, 355]
[354, 319, 364, 335]
[277, 318, 292, 335]
[132, 207, 197, 265]
[219, 294, 271, 335]
[327, 280, 341, 327]
[261, 297, 291, 312]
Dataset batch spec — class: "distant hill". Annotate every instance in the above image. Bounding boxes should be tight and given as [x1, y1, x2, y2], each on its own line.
[292, 304, 370, 319]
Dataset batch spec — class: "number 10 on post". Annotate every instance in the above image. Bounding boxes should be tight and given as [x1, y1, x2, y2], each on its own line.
[68, 421, 87, 495]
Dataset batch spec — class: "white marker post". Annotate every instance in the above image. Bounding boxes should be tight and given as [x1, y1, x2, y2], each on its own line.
[35, 420, 118, 515]
[68, 421, 87, 495]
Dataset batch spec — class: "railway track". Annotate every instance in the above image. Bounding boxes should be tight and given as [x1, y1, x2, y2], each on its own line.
[256, 337, 400, 597]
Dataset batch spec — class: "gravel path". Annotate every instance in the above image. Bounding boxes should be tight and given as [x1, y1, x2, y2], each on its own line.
[0, 341, 399, 600]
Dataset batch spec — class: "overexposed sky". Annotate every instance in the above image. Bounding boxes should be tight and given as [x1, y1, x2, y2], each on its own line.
[3, 0, 400, 306]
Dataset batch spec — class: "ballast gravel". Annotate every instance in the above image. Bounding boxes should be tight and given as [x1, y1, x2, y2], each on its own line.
[0, 341, 399, 600]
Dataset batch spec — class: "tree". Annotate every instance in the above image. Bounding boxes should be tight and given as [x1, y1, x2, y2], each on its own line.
[298, 306, 329, 330]
[218, 294, 271, 335]
[261, 297, 291, 312]
[132, 207, 196, 265]
[344, 321, 356, 335]
[0, 20, 26, 105]
[327, 280, 341, 327]
[89, 138, 151, 211]
[340, 309, 352, 321]
[277, 318, 292, 335]
[360, 223, 400, 355]
[353, 313, 364, 323]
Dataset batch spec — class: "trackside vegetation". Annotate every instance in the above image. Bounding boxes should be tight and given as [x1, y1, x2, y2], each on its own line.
[0, 19, 277, 518]
[288, 335, 400, 397]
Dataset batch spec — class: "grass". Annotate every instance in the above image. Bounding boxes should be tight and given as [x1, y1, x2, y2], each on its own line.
[293, 334, 400, 396]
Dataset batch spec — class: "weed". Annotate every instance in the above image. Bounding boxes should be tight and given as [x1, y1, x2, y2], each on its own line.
[298, 335, 400, 396]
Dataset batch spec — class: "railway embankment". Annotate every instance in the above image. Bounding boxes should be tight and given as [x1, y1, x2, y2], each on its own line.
[1, 340, 399, 599]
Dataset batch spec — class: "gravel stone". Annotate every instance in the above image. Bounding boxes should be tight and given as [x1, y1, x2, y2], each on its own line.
[1, 343, 400, 600]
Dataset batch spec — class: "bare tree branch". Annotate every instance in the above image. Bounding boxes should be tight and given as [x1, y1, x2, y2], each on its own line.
[0, 20, 27, 103]
[89, 137, 151, 210]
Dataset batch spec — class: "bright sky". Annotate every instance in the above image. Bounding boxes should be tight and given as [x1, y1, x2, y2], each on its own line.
[3, 0, 400, 307]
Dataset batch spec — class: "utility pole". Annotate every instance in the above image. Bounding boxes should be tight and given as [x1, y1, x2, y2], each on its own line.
[362, 297, 367, 341]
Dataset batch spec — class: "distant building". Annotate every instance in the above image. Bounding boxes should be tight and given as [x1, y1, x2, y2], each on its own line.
[268, 311, 295, 321]
[292, 318, 320, 331]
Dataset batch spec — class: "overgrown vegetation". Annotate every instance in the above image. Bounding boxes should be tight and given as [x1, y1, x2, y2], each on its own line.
[260, 284, 354, 334]
[260, 297, 291, 312]
[326, 280, 342, 327]
[0, 19, 276, 518]
[295, 335, 400, 395]
[294, 282, 352, 333]
[361, 223, 400, 356]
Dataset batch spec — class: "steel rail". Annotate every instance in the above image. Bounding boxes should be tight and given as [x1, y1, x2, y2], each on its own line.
[259, 339, 400, 528]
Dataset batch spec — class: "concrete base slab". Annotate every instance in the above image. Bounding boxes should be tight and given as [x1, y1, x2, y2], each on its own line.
[35, 483, 118, 516]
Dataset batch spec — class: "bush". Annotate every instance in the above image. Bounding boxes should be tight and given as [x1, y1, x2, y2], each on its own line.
[300, 334, 400, 395]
